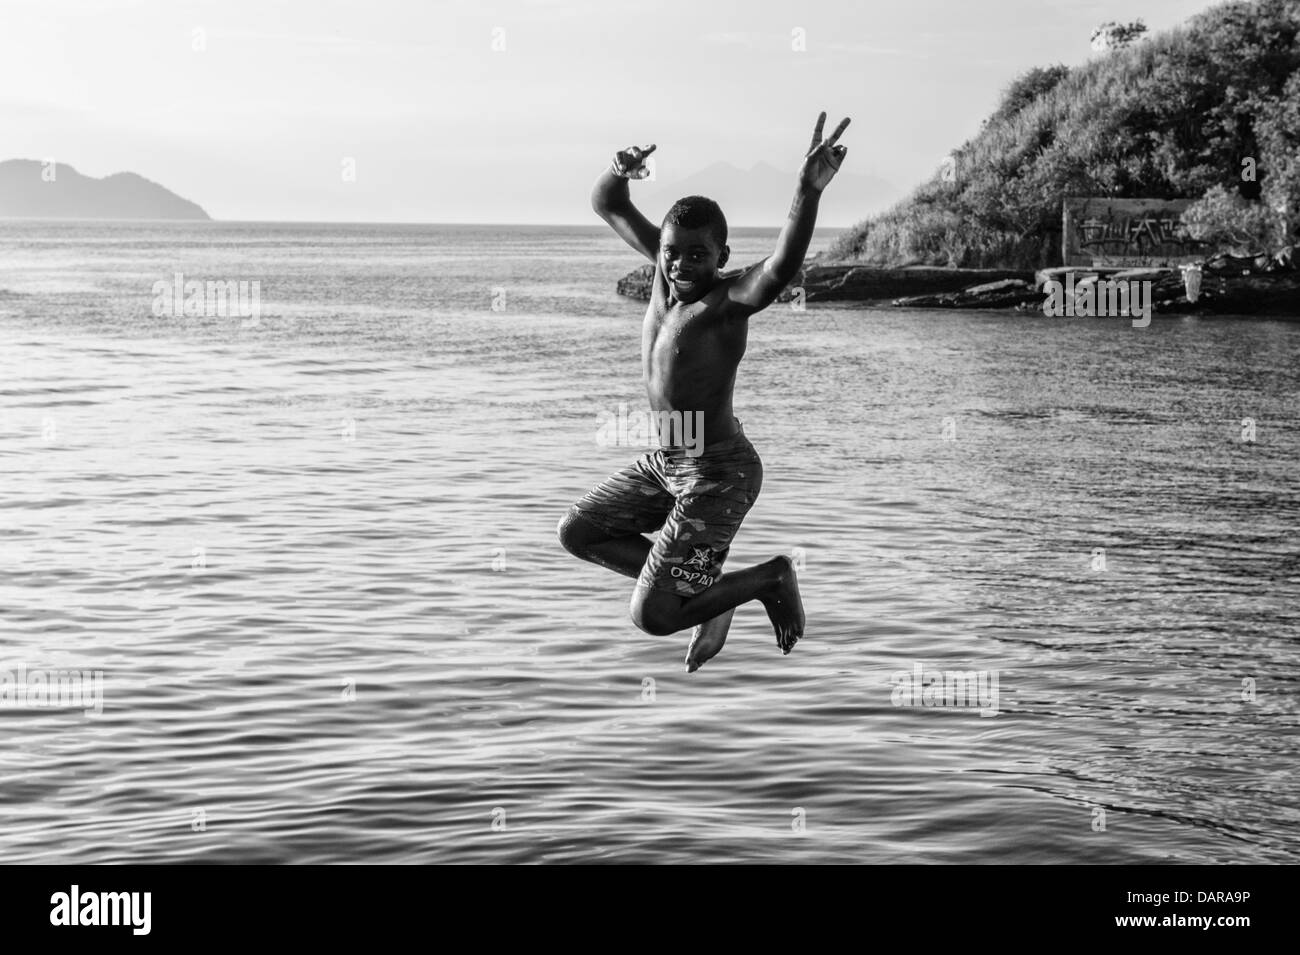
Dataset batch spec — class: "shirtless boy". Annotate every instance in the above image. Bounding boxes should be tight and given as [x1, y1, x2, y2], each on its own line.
[557, 111, 850, 672]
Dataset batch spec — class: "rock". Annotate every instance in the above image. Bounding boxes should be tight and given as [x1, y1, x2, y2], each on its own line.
[615, 263, 1034, 304]
[1109, 269, 1172, 283]
[800, 266, 1030, 302]
[615, 264, 655, 300]
[893, 287, 1042, 309]
[963, 278, 1030, 295]
[1150, 268, 1300, 314]
[1035, 265, 1115, 288]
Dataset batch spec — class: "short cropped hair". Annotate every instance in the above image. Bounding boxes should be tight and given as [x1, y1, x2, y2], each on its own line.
[662, 195, 727, 248]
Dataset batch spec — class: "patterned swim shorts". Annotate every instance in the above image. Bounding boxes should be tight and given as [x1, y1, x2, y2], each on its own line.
[567, 424, 763, 598]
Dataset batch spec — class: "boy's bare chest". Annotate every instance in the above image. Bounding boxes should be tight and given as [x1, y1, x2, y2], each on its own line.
[643, 300, 705, 350]
[641, 299, 745, 371]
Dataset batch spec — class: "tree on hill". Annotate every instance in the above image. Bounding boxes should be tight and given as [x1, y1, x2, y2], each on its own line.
[1091, 20, 1148, 52]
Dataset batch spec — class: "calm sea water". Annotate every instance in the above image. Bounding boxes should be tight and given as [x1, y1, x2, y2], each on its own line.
[1, 220, 1297, 864]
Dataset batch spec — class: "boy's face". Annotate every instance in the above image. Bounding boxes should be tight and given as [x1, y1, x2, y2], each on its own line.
[660, 223, 729, 303]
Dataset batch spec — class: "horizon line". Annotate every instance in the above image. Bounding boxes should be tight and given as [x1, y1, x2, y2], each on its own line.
[0, 216, 853, 229]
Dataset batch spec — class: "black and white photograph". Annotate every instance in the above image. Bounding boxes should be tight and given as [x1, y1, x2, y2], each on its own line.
[1, 0, 1295, 907]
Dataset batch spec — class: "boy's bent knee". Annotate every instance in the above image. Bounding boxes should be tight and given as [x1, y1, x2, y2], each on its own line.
[629, 588, 683, 637]
[556, 508, 595, 557]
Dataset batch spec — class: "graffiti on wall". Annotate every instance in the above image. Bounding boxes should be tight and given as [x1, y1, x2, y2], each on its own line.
[1063, 198, 1204, 266]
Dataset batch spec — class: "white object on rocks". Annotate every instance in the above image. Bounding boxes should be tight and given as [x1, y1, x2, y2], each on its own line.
[1180, 264, 1203, 303]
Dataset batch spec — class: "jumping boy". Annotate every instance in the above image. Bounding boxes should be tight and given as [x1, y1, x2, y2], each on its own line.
[557, 111, 850, 672]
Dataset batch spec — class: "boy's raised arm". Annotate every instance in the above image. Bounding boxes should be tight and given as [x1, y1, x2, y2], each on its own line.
[592, 144, 661, 263]
[729, 112, 850, 313]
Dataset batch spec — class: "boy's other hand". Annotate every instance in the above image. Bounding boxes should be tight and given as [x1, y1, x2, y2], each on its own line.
[611, 144, 657, 179]
[798, 112, 850, 194]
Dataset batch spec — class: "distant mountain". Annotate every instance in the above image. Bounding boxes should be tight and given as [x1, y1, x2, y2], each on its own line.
[636, 160, 899, 228]
[0, 160, 210, 220]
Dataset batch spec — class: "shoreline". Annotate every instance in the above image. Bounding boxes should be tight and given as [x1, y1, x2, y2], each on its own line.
[616, 252, 1300, 316]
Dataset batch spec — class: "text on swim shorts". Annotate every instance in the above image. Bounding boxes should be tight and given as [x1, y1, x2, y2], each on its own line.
[670, 566, 715, 587]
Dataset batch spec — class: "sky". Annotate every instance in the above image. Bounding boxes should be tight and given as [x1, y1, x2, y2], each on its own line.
[1, 0, 1216, 225]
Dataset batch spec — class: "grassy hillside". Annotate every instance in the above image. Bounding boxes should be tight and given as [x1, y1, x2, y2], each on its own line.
[826, 0, 1300, 268]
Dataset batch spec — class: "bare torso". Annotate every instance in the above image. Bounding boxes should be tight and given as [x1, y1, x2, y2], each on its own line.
[642, 262, 749, 448]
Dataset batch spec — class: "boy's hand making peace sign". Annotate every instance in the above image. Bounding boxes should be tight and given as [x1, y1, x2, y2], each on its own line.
[798, 112, 850, 194]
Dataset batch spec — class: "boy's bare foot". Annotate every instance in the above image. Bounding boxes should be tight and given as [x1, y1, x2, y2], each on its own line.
[685, 607, 735, 673]
[760, 556, 804, 654]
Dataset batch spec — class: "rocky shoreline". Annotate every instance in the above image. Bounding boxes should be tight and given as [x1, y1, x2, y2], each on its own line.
[616, 249, 1300, 315]
[616, 262, 1031, 304]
